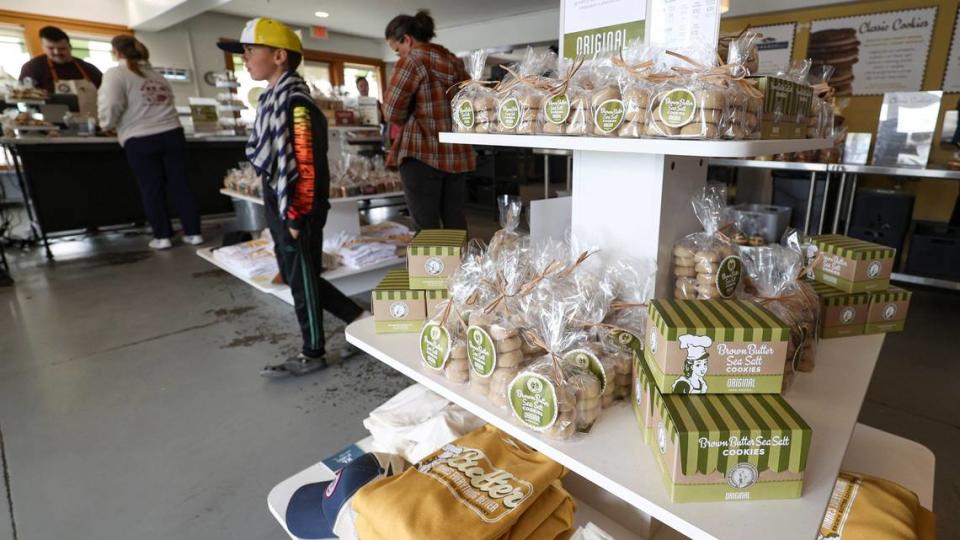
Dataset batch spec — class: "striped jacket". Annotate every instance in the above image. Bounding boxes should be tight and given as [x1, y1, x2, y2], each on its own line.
[383, 42, 475, 173]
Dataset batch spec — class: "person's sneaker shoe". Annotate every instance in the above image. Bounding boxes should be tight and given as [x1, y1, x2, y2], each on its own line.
[183, 235, 205, 246]
[259, 362, 289, 378]
[283, 353, 328, 376]
[149, 238, 173, 250]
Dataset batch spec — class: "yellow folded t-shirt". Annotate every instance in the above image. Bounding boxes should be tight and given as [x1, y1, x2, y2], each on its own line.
[353, 425, 566, 540]
[499, 481, 575, 540]
[819, 471, 935, 540]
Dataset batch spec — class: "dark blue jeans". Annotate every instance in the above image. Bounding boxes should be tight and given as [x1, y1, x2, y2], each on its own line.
[123, 127, 201, 239]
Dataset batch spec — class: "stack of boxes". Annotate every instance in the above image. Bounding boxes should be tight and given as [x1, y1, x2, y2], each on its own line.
[634, 298, 812, 503]
[807, 235, 912, 338]
[750, 76, 814, 139]
[371, 230, 465, 334]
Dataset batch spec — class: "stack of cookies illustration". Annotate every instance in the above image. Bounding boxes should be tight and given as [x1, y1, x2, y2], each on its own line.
[807, 28, 860, 96]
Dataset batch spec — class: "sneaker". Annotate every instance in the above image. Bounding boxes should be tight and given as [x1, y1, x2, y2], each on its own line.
[283, 353, 328, 376]
[183, 235, 205, 246]
[149, 238, 173, 250]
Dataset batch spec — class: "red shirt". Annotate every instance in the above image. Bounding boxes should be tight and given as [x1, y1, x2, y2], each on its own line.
[382, 42, 475, 173]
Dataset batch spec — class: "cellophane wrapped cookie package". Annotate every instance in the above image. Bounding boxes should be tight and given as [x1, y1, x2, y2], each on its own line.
[495, 47, 555, 135]
[450, 49, 494, 133]
[673, 184, 743, 300]
[615, 40, 659, 138]
[723, 31, 763, 140]
[538, 56, 586, 136]
[647, 48, 729, 140]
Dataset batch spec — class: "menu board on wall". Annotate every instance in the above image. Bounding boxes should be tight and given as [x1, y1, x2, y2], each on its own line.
[942, 8, 960, 92]
[561, 0, 646, 59]
[809, 8, 937, 96]
[750, 23, 796, 75]
[647, 0, 721, 62]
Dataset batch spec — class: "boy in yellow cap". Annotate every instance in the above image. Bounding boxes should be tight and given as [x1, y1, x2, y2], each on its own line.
[219, 19, 366, 376]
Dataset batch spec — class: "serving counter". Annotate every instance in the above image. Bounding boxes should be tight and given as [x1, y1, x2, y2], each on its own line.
[2, 134, 247, 259]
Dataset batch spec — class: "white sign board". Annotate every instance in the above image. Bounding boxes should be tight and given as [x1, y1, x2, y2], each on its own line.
[647, 0, 721, 63]
[942, 8, 960, 92]
[751, 23, 797, 75]
[809, 8, 937, 96]
[561, 0, 646, 59]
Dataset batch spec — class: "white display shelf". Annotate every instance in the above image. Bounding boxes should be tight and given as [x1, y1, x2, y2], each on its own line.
[345, 317, 885, 540]
[439, 132, 831, 158]
[196, 247, 403, 302]
[267, 436, 644, 540]
[219, 189, 405, 206]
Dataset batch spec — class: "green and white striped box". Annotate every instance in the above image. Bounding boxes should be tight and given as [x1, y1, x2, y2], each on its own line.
[806, 279, 869, 338]
[645, 300, 790, 395]
[632, 351, 657, 444]
[408, 229, 467, 290]
[372, 269, 425, 334]
[425, 289, 450, 319]
[811, 235, 895, 293]
[648, 389, 812, 503]
[865, 286, 912, 334]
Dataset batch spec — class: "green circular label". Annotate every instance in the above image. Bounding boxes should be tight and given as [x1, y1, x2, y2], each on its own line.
[594, 99, 625, 133]
[497, 97, 520, 129]
[419, 322, 451, 371]
[455, 99, 475, 129]
[604, 328, 643, 355]
[508, 373, 558, 431]
[716, 255, 743, 298]
[543, 93, 571, 125]
[562, 349, 607, 392]
[467, 325, 497, 377]
[658, 89, 697, 128]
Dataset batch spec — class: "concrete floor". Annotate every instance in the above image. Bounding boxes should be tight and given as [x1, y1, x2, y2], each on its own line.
[1, 216, 959, 539]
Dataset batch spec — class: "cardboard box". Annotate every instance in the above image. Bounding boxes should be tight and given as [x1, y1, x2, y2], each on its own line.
[811, 235, 895, 293]
[806, 280, 869, 338]
[645, 300, 790, 394]
[632, 351, 657, 444]
[865, 286, 912, 334]
[408, 229, 467, 290]
[425, 289, 450, 319]
[649, 390, 812, 503]
[751, 76, 798, 139]
[372, 269, 425, 333]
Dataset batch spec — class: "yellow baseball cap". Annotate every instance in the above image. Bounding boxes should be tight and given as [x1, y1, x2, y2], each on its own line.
[217, 18, 302, 54]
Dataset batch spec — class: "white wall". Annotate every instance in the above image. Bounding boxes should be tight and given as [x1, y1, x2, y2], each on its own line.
[428, 8, 560, 59]
[136, 11, 386, 105]
[3, 0, 128, 26]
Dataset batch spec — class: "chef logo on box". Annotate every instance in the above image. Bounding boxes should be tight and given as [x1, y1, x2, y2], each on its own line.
[390, 302, 409, 319]
[727, 462, 759, 489]
[841, 307, 856, 324]
[883, 303, 898, 320]
[425, 257, 445, 276]
[867, 260, 882, 278]
[672, 334, 712, 394]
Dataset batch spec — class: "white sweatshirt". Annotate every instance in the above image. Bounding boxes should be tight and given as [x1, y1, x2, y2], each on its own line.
[98, 62, 181, 146]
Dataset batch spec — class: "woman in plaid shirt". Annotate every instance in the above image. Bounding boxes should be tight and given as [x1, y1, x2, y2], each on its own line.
[383, 10, 475, 231]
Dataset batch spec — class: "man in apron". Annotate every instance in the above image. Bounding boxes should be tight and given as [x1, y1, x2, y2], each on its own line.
[18, 26, 103, 94]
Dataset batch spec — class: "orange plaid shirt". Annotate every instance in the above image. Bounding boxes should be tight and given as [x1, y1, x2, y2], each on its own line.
[383, 42, 475, 173]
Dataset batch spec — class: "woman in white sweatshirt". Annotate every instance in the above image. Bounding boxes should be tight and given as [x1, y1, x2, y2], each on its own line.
[98, 35, 203, 249]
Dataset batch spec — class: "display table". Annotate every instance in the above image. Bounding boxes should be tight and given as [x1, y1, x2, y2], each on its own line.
[346, 317, 884, 540]
[2, 135, 247, 259]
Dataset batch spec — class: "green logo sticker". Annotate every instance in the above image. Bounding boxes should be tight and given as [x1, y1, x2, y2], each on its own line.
[563, 349, 607, 392]
[604, 328, 643, 355]
[508, 373, 558, 431]
[497, 97, 520, 129]
[594, 99, 625, 133]
[543, 93, 571, 125]
[658, 89, 697, 128]
[419, 322, 451, 371]
[716, 255, 743, 298]
[455, 99, 475, 129]
[467, 325, 497, 377]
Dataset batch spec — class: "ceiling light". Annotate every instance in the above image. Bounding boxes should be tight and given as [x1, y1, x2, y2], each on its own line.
[315, 11, 329, 18]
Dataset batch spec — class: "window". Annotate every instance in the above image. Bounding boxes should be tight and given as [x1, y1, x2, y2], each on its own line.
[344, 64, 380, 100]
[0, 25, 29, 80]
[302, 60, 332, 96]
[70, 36, 115, 73]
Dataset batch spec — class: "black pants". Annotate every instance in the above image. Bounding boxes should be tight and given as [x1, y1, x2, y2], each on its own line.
[265, 206, 363, 357]
[398, 158, 468, 230]
[123, 128, 201, 239]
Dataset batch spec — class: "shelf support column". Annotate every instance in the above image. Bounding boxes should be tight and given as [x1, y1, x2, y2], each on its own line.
[571, 151, 706, 298]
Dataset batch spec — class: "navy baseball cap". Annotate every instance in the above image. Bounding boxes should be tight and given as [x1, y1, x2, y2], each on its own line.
[285, 453, 403, 539]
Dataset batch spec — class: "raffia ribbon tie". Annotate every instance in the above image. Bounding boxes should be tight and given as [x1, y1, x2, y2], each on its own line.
[496, 65, 545, 94]
[546, 55, 585, 96]
[521, 327, 566, 383]
[447, 78, 498, 96]
[557, 250, 597, 279]
[610, 300, 648, 312]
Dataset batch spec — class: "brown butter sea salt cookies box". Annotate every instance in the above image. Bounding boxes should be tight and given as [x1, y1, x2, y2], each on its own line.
[372, 269, 426, 333]
[408, 229, 467, 290]
[805, 279, 869, 338]
[865, 286, 912, 334]
[632, 351, 657, 445]
[645, 299, 790, 394]
[811, 235, 895, 293]
[648, 390, 812, 502]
